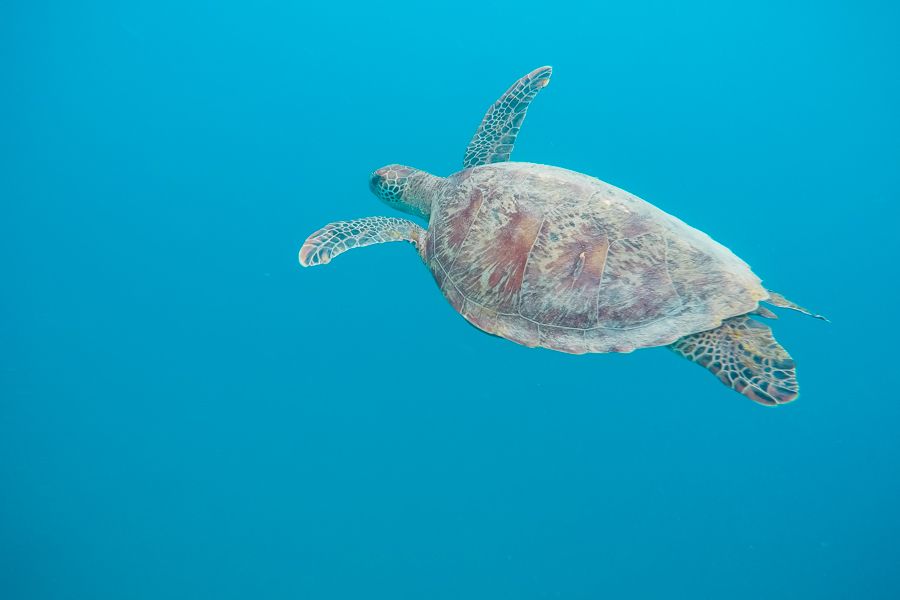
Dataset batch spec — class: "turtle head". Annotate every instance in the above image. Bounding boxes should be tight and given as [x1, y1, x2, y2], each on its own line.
[369, 164, 442, 219]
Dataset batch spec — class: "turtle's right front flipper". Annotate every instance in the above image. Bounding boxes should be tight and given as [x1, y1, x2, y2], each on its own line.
[299, 216, 425, 267]
[463, 66, 552, 169]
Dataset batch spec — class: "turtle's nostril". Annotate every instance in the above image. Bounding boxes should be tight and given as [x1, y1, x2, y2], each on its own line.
[369, 172, 382, 192]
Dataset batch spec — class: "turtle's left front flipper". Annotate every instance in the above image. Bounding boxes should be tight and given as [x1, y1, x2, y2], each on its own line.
[669, 315, 799, 406]
[463, 66, 552, 169]
[299, 216, 425, 267]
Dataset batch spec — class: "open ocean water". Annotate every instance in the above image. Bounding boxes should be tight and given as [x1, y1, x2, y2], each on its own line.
[3, 1, 899, 598]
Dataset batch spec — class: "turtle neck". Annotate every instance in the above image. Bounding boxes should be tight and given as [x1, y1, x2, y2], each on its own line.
[403, 169, 446, 219]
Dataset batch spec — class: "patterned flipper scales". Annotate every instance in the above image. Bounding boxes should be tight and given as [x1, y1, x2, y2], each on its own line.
[463, 66, 552, 169]
[299, 217, 425, 267]
[669, 315, 799, 406]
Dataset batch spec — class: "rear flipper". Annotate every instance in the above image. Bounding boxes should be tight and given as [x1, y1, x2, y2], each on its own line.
[669, 315, 799, 406]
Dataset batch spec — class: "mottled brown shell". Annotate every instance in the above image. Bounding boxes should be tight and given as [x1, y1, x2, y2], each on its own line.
[424, 162, 767, 354]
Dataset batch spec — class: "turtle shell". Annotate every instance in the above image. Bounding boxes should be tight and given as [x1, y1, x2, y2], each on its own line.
[424, 162, 767, 354]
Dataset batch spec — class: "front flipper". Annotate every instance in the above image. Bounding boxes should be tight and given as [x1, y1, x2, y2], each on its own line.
[669, 316, 799, 406]
[299, 216, 425, 267]
[463, 66, 552, 169]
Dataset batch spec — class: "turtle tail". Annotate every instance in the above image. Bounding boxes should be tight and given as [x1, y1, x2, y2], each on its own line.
[765, 290, 829, 322]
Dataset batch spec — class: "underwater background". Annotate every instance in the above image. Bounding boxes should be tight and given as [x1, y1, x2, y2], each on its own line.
[3, 1, 900, 598]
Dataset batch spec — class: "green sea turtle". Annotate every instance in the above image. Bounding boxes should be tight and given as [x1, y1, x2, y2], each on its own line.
[299, 66, 826, 405]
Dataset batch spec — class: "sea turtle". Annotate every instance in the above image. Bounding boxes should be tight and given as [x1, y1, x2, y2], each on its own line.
[299, 66, 826, 405]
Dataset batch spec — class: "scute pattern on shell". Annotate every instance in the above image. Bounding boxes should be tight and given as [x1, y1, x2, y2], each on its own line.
[425, 162, 767, 354]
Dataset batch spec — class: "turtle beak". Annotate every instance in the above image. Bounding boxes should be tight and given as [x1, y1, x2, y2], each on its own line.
[369, 171, 384, 194]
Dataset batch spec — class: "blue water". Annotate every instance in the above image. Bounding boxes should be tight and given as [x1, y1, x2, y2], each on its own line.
[3, 1, 899, 598]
